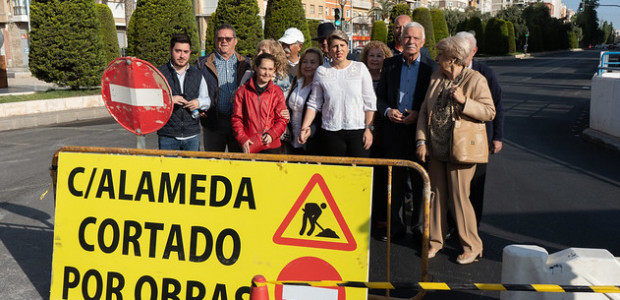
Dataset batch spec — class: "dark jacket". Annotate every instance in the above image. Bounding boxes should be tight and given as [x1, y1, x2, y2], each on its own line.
[472, 59, 504, 143]
[197, 52, 251, 129]
[375, 53, 437, 159]
[157, 62, 202, 138]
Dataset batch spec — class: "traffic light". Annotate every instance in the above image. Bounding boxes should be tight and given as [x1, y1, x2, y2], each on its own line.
[578, 2, 583, 11]
[334, 8, 341, 28]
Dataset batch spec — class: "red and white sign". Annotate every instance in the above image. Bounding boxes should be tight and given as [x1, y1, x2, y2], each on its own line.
[101, 57, 173, 135]
[275, 257, 345, 300]
[273, 174, 357, 251]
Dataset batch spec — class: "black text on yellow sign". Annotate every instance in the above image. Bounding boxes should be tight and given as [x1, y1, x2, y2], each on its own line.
[51, 152, 372, 300]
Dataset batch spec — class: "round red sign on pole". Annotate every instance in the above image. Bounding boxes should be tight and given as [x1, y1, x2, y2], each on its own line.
[101, 57, 173, 135]
[275, 257, 345, 300]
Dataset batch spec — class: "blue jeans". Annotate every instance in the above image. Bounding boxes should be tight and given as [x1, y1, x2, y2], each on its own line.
[158, 135, 200, 151]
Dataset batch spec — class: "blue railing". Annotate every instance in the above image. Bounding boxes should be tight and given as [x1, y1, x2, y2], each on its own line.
[598, 51, 620, 76]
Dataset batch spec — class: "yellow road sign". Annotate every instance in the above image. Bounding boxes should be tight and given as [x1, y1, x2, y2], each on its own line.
[50, 152, 372, 300]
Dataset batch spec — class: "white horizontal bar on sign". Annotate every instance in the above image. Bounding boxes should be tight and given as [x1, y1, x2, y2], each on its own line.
[282, 285, 338, 300]
[109, 83, 164, 107]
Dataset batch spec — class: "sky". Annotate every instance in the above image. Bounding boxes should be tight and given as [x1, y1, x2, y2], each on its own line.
[565, 0, 620, 28]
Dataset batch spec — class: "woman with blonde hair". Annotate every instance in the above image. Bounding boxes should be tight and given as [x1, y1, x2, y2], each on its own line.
[284, 47, 323, 154]
[256, 39, 293, 95]
[416, 36, 495, 264]
[360, 41, 393, 89]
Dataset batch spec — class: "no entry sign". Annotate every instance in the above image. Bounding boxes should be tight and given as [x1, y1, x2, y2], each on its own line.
[101, 57, 173, 135]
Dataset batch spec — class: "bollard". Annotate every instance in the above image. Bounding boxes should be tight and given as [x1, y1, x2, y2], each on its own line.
[251, 275, 269, 300]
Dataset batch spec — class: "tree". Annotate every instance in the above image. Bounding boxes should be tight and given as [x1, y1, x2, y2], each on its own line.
[412, 7, 436, 58]
[371, 20, 388, 43]
[484, 18, 508, 55]
[465, 16, 484, 53]
[264, 0, 311, 49]
[506, 21, 516, 54]
[29, 0, 105, 89]
[307, 19, 321, 48]
[95, 4, 120, 65]
[496, 5, 527, 51]
[369, 0, 394, 22]
[387, 3, 410, 43]
[430, 9, 449, 43]
[127, 0, 199, 67]
[573, 0, 600, 47]
[443, 8, 467, 36]
[204, 0, 263, 57]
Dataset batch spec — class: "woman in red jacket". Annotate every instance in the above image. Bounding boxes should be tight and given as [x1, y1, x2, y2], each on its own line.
[232, 53, 288, 153]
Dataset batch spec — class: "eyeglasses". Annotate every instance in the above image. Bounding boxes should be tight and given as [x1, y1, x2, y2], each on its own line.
[217, 37, 234, 43]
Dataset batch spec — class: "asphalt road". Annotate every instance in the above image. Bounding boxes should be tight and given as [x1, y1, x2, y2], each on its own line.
[0, 50, 619, 299]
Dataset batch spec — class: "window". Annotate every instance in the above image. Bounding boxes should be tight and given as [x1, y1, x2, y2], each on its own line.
[319, 6, 323, 15]
[326, 7, 330, 16]
[310, 4, 315, 14]
[13, 0, 27, 15]
[447, 1, 453, 6]
[346, 9, 350, 18]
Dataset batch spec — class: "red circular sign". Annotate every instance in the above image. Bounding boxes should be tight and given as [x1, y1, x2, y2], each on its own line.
[275, 257, 345, 300]
[101, 57, 173, 135]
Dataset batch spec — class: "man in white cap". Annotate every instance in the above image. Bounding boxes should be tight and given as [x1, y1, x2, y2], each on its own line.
[279, 27, 304, 77]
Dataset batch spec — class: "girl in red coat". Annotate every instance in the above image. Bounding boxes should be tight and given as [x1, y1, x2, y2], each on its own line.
[232, 53, 288, 153]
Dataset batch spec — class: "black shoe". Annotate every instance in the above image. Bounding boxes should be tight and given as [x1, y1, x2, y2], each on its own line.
[373, 226, 405, 242]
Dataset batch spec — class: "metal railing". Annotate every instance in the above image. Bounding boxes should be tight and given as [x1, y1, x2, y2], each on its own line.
[597, 51, 620, 76]
[50, 146, 432, 299]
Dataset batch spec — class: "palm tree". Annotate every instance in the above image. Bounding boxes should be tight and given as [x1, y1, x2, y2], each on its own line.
[369, 0, 395, 22]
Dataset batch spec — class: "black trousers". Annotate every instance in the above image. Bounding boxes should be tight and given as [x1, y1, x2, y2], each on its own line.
[320, 129, 370, 158]
[203, 117, 241, 153]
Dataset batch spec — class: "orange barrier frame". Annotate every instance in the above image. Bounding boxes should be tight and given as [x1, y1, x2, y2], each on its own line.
[50, 146, 431, 299]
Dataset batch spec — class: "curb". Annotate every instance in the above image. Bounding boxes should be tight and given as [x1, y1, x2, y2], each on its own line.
[582, 128, 620, 154]
[0, 106, 111, 132]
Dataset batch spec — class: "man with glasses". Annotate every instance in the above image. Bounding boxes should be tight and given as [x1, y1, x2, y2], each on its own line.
[198, 24, 251, 152]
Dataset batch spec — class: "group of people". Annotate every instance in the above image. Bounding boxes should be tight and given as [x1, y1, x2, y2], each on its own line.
[155, 17, 504, 265]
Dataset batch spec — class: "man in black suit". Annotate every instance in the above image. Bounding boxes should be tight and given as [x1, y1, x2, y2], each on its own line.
[456, 31, 504, 227]
[373, 22, 437, 242]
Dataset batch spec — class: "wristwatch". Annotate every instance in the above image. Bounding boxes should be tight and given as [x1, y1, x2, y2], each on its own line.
[365, 125, 375, 132]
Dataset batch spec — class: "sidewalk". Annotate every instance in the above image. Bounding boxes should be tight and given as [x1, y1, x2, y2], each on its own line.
[0, 70, 110, 131]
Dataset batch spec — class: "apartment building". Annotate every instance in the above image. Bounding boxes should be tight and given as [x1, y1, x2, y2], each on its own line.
[0, 0, 31, 68]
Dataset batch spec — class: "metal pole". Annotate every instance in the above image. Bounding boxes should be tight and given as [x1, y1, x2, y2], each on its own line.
[136, 129, 146, 149]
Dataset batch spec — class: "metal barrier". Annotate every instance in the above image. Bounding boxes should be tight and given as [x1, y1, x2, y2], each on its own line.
[50, 146, 431, 299]
[597, 51, 620, 76]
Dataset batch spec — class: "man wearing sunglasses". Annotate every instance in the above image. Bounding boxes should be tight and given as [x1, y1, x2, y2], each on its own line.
[198, 24, 251, 152]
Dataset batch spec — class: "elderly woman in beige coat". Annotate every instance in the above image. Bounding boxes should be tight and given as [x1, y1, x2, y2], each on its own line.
[416, 36, 495, 264]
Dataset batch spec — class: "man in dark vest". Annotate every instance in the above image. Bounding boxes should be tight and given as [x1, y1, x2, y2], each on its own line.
[157, 33, 211, 151]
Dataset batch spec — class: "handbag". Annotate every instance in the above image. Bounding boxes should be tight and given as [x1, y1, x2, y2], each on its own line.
[450, 115, 488, 164]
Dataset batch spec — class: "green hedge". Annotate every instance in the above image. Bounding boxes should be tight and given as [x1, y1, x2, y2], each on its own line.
[95, 4, 120, 65]
[127, 0, 200, 67]
[29, 0, 105, 89]
[465, 16, 484, 53]
[204, 0, 263, 57]
[506, 21, 516, 54]
[371, 20, 388, 43]
[412, 7, 436, 59]
[264, 0, 311, 50]
[430, 9, 449, 43]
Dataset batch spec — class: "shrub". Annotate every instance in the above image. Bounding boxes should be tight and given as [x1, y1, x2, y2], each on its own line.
[430, 9, 449, 43]
[29, 0, 105, 89]
[506, 21, 516, 53]
[371, 20, 388, 43]
[484, 18, 509, 55]
[204, 0, 263, 57]
[307, 19, 321, 48]
[95, 4, 120, 65]
[412, 7, 437, 58]
[387, 3, 410, 43]
[264, 0, 311, 50]
[466, 16, 484, 53]
[127, 0, 200, 67]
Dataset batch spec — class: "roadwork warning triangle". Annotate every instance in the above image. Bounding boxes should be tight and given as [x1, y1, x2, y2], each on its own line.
[273, 173, 357, 251]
